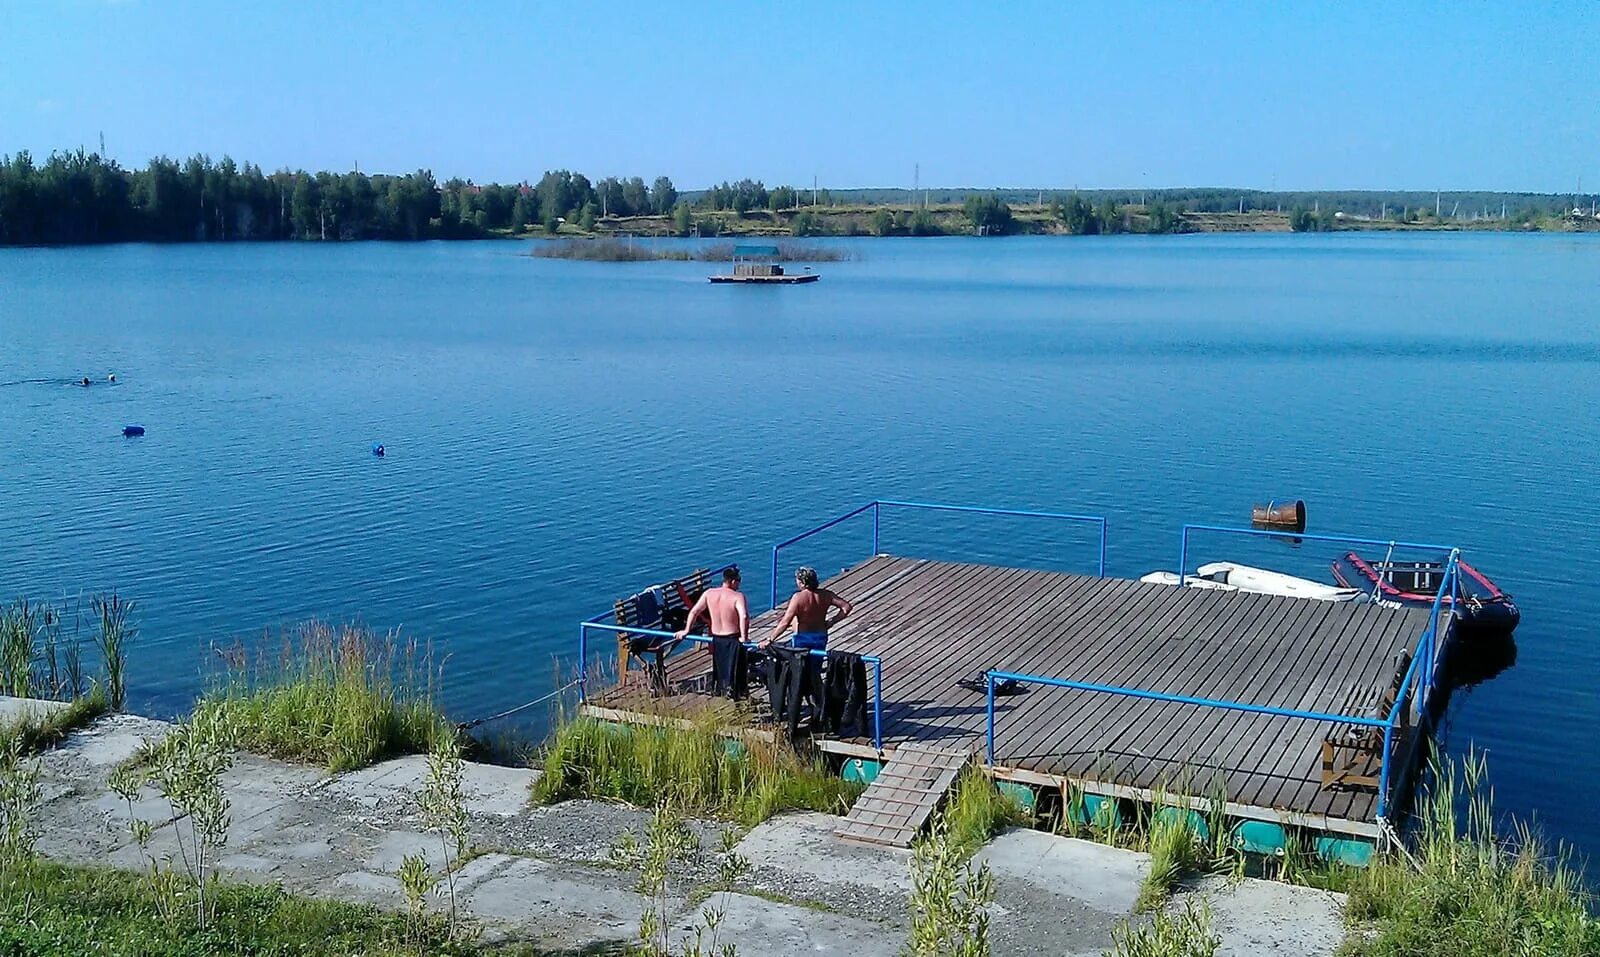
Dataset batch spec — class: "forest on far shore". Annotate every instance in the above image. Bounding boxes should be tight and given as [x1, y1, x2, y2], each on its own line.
[2, 147, 1595, 246]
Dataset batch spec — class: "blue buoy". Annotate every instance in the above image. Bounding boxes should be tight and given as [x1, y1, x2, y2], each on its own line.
[122, 425, 145, 437]
[371, 443, 385, 457]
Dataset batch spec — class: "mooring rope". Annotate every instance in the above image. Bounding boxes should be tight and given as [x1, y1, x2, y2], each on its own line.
[458, 677, 583, 730]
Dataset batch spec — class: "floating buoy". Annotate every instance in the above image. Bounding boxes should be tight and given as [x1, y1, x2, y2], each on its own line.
[371, 443, 385, 457]
[1251, 498, 1306, 532]
[122, 425, 145, 437]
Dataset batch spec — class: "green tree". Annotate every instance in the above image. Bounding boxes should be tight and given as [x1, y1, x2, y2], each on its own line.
[907, 209, 941, 236]
[671, 201, 692, 237]
[963, 193, 1014, 235]
[870, 208, 895, 236]
[651, 176, 677, 214]
[768, 185, 798, 211]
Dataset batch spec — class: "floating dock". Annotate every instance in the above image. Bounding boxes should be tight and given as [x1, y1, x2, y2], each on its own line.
[579, 501, 1459, 848]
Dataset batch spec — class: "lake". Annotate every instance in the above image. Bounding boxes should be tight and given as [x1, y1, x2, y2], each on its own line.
[2, 232, 1597, 857]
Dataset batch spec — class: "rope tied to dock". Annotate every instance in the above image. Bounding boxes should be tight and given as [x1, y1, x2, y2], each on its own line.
[458, 677, 582, 731]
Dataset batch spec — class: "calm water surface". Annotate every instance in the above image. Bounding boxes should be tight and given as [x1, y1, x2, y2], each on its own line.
[2, 233, 1597, 854]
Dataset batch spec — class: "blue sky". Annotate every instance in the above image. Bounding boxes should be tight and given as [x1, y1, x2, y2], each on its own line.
[4, 1, 1596, 191]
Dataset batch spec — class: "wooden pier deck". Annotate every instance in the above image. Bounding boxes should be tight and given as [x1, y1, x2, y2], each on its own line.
[587, 554, 1434, 837]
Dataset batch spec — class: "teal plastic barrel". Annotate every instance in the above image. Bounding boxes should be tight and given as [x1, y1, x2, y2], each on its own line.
[1153, 806, 1211, 843]
[1068, 793, 1122, 830]
[842, 758, 881, 785]
[1315, 835, 1375, 868]
[996, 781, 1037, 814]
[1231, 819, 1289, 856]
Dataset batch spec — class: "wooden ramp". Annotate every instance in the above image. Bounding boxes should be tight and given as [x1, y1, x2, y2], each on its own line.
[834, 743, 972, 848]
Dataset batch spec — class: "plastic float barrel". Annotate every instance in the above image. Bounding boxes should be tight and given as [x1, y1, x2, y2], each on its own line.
[1230, 819, 1289, 856]
[996, 781, 1038, 815]
[1314, 835, 1375, 868]
[121, 425, 145, 437]
[842, 758, 881, 784]
[1066, 792, 1122, 830]
[1153, 805, 1211, 842]
[1252, 498, 1307, 532]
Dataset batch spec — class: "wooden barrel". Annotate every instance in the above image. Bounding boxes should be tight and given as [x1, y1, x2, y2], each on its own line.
[1252, 498, 1306, 531]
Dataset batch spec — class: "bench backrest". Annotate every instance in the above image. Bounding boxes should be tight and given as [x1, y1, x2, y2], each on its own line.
[614, 568, 714, 629]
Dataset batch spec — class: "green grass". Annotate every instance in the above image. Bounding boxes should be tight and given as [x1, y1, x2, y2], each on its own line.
[0, 686, 108, 754]
[194, 622, 453, 773]
[1340, 756, 1600, 957]
[0, 859, 582, 956]
[1106, 900, 1221, 957]
[940, 766, 1028, 860]
[1138, 809, 1205, 912]
[529, 716, 861, 825]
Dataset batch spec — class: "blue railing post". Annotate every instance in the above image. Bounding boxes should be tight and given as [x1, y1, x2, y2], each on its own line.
[871, 657, 883, 751]
[1097, 519, 1107, 578]
[577, 622, 589, 702]
[985, 671, 997, 764]
[1376, 719, 1397, 819]
[1177, 526, 1190, 587]
[872, 500, 881, 554]
[769, 544, 780, 610]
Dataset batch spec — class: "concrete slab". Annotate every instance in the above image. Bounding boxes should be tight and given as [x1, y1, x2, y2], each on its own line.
[332, 869, 405, 906]
[674, 892, 901, 957]
[367, 829, 456, 873]
[974, 828, 1148, 916]
[973, 828, 1151, 957]
[0, 695, 70, 724]
[734, 812, 913, 925]
[322, 754, 539, 817]
[46, 714, 172, 770]
[1185, 874, 1348, 957]
[461, 854, 653, 949]
[736, 813, 912, 894]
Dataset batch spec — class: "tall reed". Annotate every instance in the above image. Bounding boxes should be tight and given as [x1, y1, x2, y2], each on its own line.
[195, 621, 452, 772]
[0, 598, 40, 698]
[1344, 754, 1600, 956]
[530, 715, 861, 825]
[92, 593, 133, 711]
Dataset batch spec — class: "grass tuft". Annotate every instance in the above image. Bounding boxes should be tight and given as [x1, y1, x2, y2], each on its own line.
[1139, 808, 1204, 912]
[529, 716, 861, 825]
[941, 766, 1028, 860]
[0, 859, 500, 955]
[1341, 754, 1600, 957]
[1106, 900, 1221, 957]
[0, 685, 109, 754]
[195, 622, 454, 773]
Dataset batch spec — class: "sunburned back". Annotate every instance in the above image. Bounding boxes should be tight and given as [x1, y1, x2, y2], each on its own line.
[704, 586, 746, 636]
[791, 588, 834, 632]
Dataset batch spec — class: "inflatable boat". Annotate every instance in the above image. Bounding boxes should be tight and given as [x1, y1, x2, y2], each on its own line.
[1332, 552, 1519, 636]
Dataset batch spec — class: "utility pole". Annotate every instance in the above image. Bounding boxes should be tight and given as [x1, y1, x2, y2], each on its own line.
[813, 174, 818, 208]
[913, 163, 919, 209]
[1436, 192, 1441, 218]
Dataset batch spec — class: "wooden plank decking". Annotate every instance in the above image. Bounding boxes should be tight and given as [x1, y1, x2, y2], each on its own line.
[587, 554, 1431, 834]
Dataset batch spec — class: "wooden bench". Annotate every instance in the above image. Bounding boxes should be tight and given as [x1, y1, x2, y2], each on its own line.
[614, 568, 714, 695]
[1320, 649, 1412, 791]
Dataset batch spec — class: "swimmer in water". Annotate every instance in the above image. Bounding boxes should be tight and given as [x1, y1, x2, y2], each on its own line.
[107, 373, 116, 383]
[80, 377, 91, 387]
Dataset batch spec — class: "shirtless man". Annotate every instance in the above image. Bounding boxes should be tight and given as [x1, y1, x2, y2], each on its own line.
[766, 566, 852, 650]
[676, 565, 749, 643]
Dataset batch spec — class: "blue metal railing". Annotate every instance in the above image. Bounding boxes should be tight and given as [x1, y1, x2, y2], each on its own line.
[769, 499, 1108, 608]
[983, 526, 1465, 825]
[576, 619, 884, 751]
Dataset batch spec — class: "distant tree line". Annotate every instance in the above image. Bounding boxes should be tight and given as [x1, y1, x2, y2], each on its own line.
[4, 146, 1589, 247]
[0, 149, 684, 245]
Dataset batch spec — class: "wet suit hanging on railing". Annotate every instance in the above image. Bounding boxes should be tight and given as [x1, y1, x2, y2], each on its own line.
[822, 650, 868, 735]
[766, 646, 823, 738]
